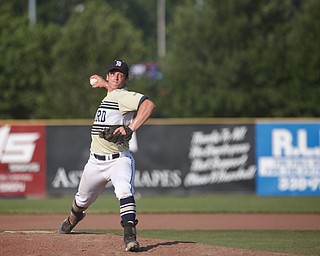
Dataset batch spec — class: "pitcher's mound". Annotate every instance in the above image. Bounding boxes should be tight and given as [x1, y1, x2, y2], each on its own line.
[0, 232, 296, 256]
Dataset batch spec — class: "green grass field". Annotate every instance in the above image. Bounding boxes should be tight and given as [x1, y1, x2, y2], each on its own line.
[1, 194, 320, 214]
[1, 194, 320, 255]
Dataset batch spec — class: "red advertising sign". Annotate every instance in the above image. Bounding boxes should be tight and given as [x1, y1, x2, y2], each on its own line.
[0, 124, 46, 197]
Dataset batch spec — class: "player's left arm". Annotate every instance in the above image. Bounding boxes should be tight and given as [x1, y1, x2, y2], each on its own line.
[114, 98, 155, 136]
[129, 99, 155, 132]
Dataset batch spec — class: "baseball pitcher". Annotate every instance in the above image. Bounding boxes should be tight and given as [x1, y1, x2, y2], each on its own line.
[58, 59, 155, 252]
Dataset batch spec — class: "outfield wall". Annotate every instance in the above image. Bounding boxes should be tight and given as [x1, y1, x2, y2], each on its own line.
[1, 119, 320, 197]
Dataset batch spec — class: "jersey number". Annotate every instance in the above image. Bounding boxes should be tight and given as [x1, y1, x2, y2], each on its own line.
[95, 110, 106, 122]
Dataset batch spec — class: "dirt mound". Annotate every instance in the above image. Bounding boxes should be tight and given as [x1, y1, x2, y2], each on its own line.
[0, 232, 296, 256]
[1, 213, 314, 255]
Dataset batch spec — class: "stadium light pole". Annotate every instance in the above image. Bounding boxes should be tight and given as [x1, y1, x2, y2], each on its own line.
[28, 0, 37, 26]
[157, 0, 166, 58]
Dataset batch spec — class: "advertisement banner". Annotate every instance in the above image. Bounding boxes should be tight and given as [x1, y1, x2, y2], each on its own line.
[0, 124, 46, 197]
[133, 123, 256, 194]
[46, 126, 92, 195]
[256, 122, 320, 195]
[46, 123, 256, 195]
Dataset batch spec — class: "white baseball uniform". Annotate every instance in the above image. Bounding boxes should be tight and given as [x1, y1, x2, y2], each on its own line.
[59, 59, 148, 252]
[75, 88, 147, 208]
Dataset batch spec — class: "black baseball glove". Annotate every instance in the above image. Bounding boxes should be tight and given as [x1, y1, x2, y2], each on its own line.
[99, 125, 133, 144]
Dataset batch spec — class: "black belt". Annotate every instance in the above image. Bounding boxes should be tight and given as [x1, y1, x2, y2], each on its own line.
[93, 153, 120, 161]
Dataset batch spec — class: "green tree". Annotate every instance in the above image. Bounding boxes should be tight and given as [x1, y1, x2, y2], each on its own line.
[159, 0, 317, 118]
[1, 0, 318, 119]
[38, 1, 146, 118]
[282, 0, 320, 116]
[0, 2, 59, 118]
[107, 0, 186, 60]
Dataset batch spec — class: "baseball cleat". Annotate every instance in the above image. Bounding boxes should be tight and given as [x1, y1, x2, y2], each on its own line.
[122, 220, 139, 252]
[58, 212, 86, 234]
[125, 240, 140, 252]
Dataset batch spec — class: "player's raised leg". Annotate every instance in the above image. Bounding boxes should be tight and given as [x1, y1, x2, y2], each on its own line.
[59, 155, 107, 234]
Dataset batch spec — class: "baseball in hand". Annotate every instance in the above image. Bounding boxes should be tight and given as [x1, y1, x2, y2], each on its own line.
[90, 78, 98, 85]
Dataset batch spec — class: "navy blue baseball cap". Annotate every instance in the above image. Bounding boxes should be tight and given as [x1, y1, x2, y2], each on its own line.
[107, 59, 129, 78]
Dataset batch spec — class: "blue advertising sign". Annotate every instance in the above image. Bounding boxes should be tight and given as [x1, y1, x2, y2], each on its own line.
[256, 122, 320, 195]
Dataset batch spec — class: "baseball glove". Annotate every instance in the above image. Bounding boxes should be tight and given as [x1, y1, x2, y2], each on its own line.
[99, 125, 133, 144]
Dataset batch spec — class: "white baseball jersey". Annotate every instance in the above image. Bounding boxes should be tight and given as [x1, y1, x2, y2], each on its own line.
[90, 88, 147, 154]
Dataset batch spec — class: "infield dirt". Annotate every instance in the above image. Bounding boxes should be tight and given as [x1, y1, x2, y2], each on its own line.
[1, 213, 318, 256]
